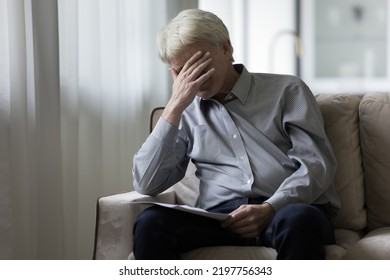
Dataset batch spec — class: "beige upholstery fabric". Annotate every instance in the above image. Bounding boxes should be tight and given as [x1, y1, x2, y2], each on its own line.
[315, 94, 366, 230]
[342, 227, 390, 259]
[181, 246, 277, 260]
[94, 190, 176, 259]
[173, 162, 200, 206]
[359, 93, 390, 231]
[128, 245, 347, 260]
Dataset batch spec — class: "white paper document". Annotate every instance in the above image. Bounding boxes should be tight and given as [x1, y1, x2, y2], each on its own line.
[130, 201, 229, 221]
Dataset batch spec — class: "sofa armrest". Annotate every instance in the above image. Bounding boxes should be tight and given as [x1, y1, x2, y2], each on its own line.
[93, 188, 176, 259]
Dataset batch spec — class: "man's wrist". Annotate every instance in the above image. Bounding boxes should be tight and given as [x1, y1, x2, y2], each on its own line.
[261, 202, 276, 216]
[161, 105, 183, 128]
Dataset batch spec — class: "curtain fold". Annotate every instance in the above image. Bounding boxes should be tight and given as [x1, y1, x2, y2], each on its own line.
[1, 0, 63, 259]
[0, 0, 13, 259]
[58, 0, 178, 259]
[0, 0, 197, 259]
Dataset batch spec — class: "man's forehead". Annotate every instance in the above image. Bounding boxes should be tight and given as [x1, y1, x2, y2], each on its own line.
[171, 44, 201, 66]
[171, 41, 215, 68]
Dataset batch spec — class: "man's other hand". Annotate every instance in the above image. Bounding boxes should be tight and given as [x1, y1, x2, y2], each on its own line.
[222, 203, 275, 238]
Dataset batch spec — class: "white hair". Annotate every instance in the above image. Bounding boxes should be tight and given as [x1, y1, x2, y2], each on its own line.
[157, 9, 233, 64]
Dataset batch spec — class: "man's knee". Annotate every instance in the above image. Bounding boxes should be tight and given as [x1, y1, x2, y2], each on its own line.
[276, 203, 326, 229]
[264, 203, 334, 259]
[134, 206, 169, 237]
[271, 203, 335, 245]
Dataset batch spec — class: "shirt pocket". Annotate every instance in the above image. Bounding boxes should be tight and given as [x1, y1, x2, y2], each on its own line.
[191, 124, 222, 162]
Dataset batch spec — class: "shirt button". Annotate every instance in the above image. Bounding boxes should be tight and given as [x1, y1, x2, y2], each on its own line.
[233, 134, 238, 139]
[246, 179, 251, 184]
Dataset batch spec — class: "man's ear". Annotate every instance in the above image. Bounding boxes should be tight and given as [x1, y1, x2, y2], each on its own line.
[222, 40, 234, 61]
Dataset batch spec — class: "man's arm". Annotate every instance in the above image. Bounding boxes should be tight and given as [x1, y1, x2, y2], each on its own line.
[223, 79, 336, 237]
[133, 51, 215, 195]
[265, 80, 337, 211]
[132, 117, 189, 195]
[163, 51, 214, 127]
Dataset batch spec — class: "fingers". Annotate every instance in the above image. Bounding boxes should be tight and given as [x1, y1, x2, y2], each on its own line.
[169, 51, 206, 80]
[179, 51, 212, 81]
[222, 207, 252, 237]
[185, 52, 211, 79]
[222, 207, 246, 228]
[194, 67, 215, 86]
[169, 51, 213, 97]
[182, 51, 204, 73]
[170, 51, 213, 101]
[224, 216, 262, 239]
[164, 50, 215, 123]
[224, 213, 257, 233]
[222, 204, 272, 238]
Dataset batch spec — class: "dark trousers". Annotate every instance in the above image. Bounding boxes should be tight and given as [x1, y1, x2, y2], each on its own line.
[133, 197, 335, 260]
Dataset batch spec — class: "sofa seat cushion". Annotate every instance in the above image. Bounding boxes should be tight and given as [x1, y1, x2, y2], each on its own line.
[326, 229, 362, 259]
[127, 227, 359, 261]
[359, 93, 390, 231]
[180, 243, 350, 260]
[181, 246, 277, 260]
[128, 231, 358, 260]
[334, 228, 363, 250]
[128, 247, 277, 260]
[342, 227, 390, 259]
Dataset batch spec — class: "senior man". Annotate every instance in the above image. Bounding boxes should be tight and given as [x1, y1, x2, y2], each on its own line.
[132, 9, 340, 260]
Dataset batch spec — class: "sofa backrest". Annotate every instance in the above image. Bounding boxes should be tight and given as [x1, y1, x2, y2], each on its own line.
[359, 93, 390, 231]
[316, 94, 366, 231]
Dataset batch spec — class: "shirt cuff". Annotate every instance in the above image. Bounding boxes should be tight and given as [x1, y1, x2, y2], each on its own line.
[264, 193, 289, 212]
[151, 117, 179, 141]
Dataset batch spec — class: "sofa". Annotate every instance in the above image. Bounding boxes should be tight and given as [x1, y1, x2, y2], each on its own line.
[93, 92, 390, 260]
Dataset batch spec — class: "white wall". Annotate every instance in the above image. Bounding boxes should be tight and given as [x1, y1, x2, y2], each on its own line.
[199, 0, 297, 75]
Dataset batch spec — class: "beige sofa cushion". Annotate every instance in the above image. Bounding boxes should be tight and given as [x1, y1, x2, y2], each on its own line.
[181, 246, 277, 260]
[316, 94, 366, 230]
[359, 93, 390, 231]
[342, 227, 390, 259]
[173, 161, 199, 206]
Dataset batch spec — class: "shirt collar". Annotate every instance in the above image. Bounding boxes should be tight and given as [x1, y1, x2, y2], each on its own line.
[229, 64, 252, 105]
[196, 64, 252, 105]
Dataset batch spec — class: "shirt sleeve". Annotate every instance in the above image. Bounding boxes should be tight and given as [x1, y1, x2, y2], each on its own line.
[132, 117, 190, 196]
[265, 80, 337, 211]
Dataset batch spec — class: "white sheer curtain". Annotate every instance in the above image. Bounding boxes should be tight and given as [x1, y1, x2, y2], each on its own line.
[0, 0, 12, 259]
[0, 0, 62, 260]
[58, 0, 174, 259]
[0, 0, 197, 259]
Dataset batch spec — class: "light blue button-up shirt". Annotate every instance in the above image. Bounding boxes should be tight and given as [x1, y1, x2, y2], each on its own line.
[133, 65, 340, 213]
